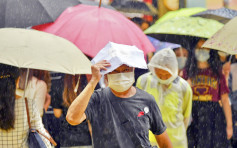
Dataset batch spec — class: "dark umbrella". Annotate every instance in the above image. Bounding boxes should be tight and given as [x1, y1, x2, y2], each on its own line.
[0, 0, 80, 28]
[148, 33, 200, 51]
[111, 0, 157, 15]
[192, 7, 237, 24]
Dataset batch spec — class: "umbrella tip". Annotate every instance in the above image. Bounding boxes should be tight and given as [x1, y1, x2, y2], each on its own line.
[99, 0, 102, 8]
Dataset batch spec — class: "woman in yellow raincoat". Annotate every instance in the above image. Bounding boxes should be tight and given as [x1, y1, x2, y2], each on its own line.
[136, 48, 192, 148]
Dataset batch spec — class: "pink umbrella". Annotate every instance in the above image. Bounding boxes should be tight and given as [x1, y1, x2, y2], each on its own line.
[33, 4, 155, 58]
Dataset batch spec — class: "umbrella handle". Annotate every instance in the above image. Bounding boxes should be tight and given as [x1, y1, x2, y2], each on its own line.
[99, 0, 102, 8]
[229, 55, 233, 62]
[22, 68, 30, 100]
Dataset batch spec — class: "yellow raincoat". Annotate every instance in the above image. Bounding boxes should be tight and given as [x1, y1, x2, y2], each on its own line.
[136, 48, 192, 148]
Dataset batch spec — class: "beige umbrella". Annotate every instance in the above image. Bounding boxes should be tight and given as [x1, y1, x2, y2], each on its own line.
[202, 16, 237, 55]
[0, 28, 91, 74]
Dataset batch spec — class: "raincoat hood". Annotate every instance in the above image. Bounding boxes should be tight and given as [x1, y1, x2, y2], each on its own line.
[148, 48, 178, 82]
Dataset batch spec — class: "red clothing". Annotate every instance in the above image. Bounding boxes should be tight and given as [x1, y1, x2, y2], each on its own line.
[183, 68, 229, 102]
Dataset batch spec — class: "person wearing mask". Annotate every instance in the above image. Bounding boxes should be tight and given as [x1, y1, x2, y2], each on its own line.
[66, 42, 172, 148]
[173, 47, 189, 74]
[183, 39, 233, 148]
[136, 48, 192, 148]
[0, 64, 51, 147]
[53, 74, 92, 148]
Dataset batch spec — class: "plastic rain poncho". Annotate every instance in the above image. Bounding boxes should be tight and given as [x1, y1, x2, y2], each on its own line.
[136, 48, 192, 148]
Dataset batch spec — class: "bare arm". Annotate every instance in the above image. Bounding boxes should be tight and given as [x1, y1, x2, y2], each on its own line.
[44, 93, 51, 112]
[66, 61, 110, 125]
[155, 131, 173, 148]
[221, 93, 233, 140]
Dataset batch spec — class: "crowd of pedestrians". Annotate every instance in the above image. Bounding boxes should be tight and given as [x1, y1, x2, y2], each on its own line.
[0, 16, 237, 148]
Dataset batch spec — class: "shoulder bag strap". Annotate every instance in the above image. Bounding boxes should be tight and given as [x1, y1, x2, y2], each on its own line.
[24, 97, 31, 129]
[24, 97, 57, 146]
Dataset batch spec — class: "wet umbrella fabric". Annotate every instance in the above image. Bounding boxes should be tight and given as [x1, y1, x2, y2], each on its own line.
[0, 0, 80, 28]
[192, 7, 237, 24]
[33, 4, 155, 58]
[147, 36, 181, 52]
[0, 28, 91, 74]
[157, 7, 206, 23]
[145, 16, 224, 39]
[202, 16, 237, 55]
[111, 1, 157, 15]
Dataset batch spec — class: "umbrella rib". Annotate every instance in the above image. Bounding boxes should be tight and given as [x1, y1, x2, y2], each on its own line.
[37, 0, 55, 21]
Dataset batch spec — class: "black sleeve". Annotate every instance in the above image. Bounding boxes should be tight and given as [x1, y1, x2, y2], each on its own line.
[149, 97, 167, 135]
[85, 89, 102, 123]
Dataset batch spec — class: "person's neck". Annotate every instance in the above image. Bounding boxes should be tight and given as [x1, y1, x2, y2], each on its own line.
[110, 86, 136, 98]
[198, 61, 209, 69]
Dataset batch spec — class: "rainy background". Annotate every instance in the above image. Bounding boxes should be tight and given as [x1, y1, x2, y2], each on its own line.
[1, 0, 237, 148]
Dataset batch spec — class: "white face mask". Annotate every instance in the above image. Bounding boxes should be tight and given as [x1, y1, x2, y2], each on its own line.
[195, 49, 210, 62]
[177, 57, 187, 70]
[107, 71, 135, 92]
[156, 75, 176, 85]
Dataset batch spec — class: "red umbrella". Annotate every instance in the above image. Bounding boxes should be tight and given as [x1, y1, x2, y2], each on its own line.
[33, 4, 155, 58]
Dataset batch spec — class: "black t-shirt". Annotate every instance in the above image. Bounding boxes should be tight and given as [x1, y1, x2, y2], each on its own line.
[85, 87, 166, 148]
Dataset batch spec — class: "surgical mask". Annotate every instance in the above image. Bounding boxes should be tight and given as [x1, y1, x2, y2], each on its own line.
[177, 57, 187, 69]
[195, 49, 210, 62]
[156, 75, 176, 85]
[107, 72, 135, 92]
[218, 51, 229, 57]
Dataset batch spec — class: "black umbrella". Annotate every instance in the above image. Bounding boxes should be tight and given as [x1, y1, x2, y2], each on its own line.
[111, 0, 157, 15]
[192, 7, 237, 24]
[0, 0, 80, 28]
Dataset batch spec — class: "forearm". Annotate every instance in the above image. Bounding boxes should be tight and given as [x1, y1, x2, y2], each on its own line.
[66, 79, 98, 125]
[184, 117, 190, 129]
[155, 131, 173, 148]
[222, 96, 232, 128]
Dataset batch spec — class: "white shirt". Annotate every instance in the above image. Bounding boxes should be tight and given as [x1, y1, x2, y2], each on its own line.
[25, 77, 47, 117]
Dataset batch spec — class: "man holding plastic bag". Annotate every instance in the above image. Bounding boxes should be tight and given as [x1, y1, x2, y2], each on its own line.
[137, 48, 192, 148]
[66, 42, 172, 148]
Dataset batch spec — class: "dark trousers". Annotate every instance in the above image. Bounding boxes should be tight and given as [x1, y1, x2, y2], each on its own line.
[187, 101, 230, 148]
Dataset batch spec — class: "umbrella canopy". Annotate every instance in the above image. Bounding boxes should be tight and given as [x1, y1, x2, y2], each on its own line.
[147, 36, 181, 51]
[33, 4, 155, 58]
[79, 0, 115, 10]
[0, 0, 80, 28]
[111, 1, 157, 15]
[202, 16, 237, 55]
[145, 16, 224, 38]
[157, 7, 206, 23]
[192, 7, 237, 24]
[0, 28, 91, 74]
